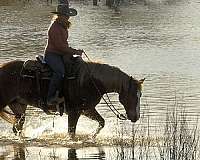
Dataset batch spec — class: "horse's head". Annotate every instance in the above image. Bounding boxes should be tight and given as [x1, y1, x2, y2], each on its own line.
[119, 77, 145, 122]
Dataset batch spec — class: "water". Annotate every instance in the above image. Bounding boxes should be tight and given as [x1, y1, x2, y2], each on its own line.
[0, 0, 200, 159]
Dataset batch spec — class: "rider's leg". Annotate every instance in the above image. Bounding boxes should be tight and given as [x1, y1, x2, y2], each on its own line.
[44, 52, 65, 105]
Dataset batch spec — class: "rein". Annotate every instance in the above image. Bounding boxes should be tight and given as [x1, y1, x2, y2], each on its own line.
[83, 52, 127, 120]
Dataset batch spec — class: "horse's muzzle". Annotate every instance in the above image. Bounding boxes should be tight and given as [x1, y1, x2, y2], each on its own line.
[127, 112, 139, 122]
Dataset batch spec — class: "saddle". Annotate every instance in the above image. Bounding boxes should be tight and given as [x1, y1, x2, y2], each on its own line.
[20, 55, 52, 79]
[20, 55, 84, 113]
[20, 55, 83, 79]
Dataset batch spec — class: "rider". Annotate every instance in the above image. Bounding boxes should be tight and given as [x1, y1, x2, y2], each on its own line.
[44, 2, 83, 106]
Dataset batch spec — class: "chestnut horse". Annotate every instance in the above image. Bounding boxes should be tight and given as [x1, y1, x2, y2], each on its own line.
[0, 58, 144, 139]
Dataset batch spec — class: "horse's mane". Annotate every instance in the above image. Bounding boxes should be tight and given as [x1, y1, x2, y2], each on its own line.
[79, 61, 132, 92]
[80, 61, 125, 79]
[79, 61, 141, 93]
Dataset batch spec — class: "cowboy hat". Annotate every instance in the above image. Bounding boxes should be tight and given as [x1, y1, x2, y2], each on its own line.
[51, 4, 77, 16]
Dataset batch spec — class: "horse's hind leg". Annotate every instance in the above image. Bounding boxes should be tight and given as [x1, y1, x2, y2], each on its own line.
[8, 102, 27, 136]
[82, 108, 105, 138]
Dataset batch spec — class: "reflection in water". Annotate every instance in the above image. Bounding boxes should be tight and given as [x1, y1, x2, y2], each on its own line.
[0, 144, 107, 160]
[68, 148, 106, 160]
[13, 144, 25, 160]
[68, 149, 78, 160]
[0, 144, 25, 160]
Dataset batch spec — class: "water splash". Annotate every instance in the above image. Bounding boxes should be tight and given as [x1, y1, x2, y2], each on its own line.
[24, 116, 68, 139]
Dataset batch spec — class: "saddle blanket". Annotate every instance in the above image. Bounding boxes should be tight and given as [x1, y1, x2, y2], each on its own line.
[20, 55, 52, 79]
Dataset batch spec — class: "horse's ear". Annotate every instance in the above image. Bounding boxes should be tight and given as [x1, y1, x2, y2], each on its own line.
[139, 78, 145, 84]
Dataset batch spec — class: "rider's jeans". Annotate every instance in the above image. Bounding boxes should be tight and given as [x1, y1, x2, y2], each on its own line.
[44, 52, 65, 100]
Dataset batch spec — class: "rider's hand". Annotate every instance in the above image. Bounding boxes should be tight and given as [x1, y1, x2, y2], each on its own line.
[75, 49, 84, 56]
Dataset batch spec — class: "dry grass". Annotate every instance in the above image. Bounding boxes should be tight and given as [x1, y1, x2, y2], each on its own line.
[114, 100, 200, 160]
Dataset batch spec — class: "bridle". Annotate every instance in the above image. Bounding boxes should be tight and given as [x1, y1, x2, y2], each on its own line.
[105, 76, 141, 120]
[83, 52, 141, 121]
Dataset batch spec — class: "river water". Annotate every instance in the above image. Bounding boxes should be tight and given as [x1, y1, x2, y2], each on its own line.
[0, 0, 200, 159]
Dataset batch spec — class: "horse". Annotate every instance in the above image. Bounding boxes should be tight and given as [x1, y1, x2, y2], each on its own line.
[0, 57, 144, 139]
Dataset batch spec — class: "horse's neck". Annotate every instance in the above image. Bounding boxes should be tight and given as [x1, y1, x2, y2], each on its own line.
[86, 63, 129, 94]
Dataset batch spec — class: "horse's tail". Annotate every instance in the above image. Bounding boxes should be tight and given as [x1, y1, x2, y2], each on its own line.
[0, 111, 16, 124]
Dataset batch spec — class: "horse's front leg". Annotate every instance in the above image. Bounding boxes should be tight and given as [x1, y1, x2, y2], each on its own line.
[68, 109, 81, 140]
[9, 102, 27, 136]
[82, 108, 105, 138]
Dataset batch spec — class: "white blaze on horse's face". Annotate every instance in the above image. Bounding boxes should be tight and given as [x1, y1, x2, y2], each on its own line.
[126, 89, 141, 122]
[136, 90, 141, 120]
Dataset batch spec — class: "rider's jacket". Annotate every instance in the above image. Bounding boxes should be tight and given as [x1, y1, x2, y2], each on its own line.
[45, 20, 69, 55]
